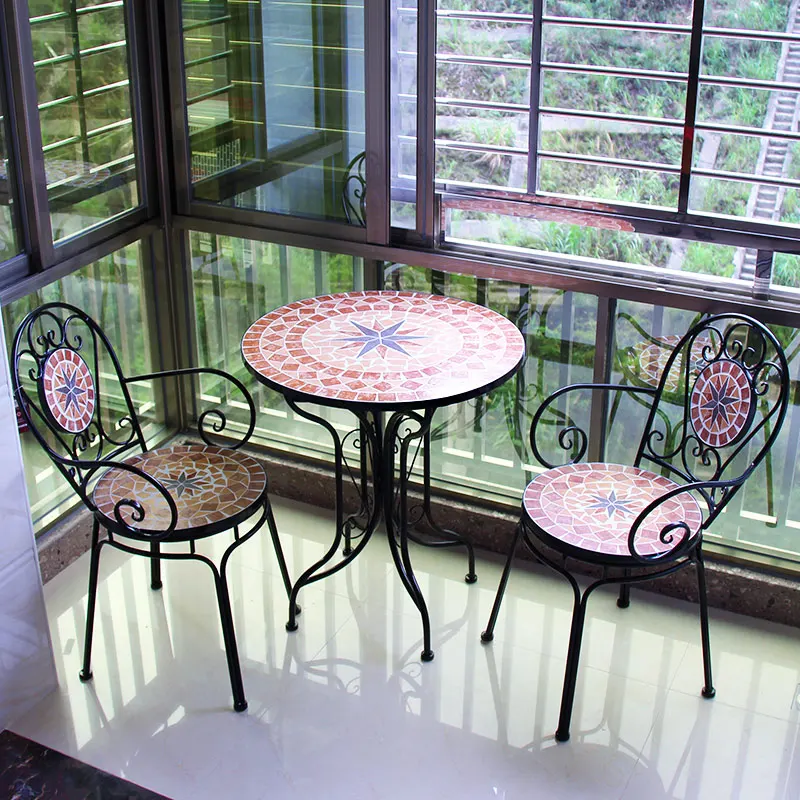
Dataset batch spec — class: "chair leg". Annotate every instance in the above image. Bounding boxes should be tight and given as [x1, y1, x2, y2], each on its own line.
[481, 521, 523, 643]
[265, 500, 300, 617]
[556, 591, 589, 743]
[213, 564, 247, 712]
[696, 550, 716, 699]
[617, 570, 631, 608]
[79, 519, 102, 682]
[150, 542, 162, 590]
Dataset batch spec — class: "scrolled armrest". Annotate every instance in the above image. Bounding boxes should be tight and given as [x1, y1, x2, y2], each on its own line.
[626, 477, 742, 564]
[126, 367, 256, 449]
[530, 383, 656, 469]
[54, 454, 180, 541]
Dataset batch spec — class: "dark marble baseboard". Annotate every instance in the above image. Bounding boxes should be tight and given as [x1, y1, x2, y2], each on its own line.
[0, 730, 170, 800]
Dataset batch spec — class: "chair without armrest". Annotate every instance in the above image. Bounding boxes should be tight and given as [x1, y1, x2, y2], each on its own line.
[11, 302, 294, 712]
[481, 313, 790, 742]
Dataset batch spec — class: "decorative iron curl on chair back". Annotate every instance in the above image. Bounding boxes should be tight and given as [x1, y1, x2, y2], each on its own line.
[11, 302, 294, 712]
[481, 313, 790, 742]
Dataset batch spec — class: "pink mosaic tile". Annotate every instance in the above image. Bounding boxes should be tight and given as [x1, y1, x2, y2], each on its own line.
[41, 348, 96, 433]
[523, 462, 703, 559]
[93, 445, 267, 533]
[689, 359, 754, 448]
[242, 291, 526, 406]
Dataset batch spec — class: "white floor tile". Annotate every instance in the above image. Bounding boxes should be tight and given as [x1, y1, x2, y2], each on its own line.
[9, 497, 800, 800]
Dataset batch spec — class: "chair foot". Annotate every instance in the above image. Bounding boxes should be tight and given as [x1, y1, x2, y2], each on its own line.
[465, 572, 477, 584]
[343, 547, 352, 556]
[285, 620, 299, 632]
[421, 649, 435, 662]
[79, 669, 93, 682]
[555, 728, 570, 743]
[151, 580, 163, 591]
[616, 597, 629, 609]
[234, 699, 248, 712]
[702, 686, 716, 699]
[480, 630, 494, 643]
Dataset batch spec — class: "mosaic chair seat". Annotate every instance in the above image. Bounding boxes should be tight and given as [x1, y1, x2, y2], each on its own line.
[480, 314, 790, 742]
[11, 303, 293, 712]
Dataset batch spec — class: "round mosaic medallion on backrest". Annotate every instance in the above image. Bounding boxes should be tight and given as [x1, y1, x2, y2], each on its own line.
[40, 347, 96, 434]
[689, 358, 754, 448]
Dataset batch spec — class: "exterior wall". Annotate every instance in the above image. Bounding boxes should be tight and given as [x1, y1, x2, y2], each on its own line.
[0, 316, 57, 730]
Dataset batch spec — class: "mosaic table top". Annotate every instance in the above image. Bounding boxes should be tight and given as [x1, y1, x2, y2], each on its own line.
[242, 291, 525, 407]
[94, 445, 266, 534]
[41, 347, 96, 434]
[523, 462, 703, 560]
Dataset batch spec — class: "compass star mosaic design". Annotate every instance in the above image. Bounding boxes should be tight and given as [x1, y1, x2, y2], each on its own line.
[336, 319, 427, 358]
[523, 462, 703, 559]
[93, 445, 267, 533]
[41, 348, 96, 433]
[587, 490, 633, 519]
[242, 291, 525, 406]
[690, 359, 753, 448]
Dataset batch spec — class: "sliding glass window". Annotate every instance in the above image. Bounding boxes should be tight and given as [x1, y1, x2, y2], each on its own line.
[181, 0, 365, 223]
[28, 0, 141, 243]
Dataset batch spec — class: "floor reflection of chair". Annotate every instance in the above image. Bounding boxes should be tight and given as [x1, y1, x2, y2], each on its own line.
[481, 313, 790, 742]
[11, 302, 293, 712]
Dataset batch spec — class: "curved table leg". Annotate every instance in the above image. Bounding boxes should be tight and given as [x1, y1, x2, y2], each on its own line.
[283, 399, 381, 631]
[384, 408, 435, 661]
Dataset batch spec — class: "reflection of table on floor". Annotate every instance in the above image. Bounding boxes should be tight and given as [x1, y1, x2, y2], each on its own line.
[242, 290, 525, 660]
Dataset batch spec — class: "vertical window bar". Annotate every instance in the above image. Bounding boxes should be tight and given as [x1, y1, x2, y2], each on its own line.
[527, 0, 544, 195]
[589, 296, 617, 462]
[127, 0, 159, 220]
[68, 0, 91, 167]
[364, 0, 390, 244]
[416, 0, 436, 244]
[678, 0, 707, 214]
[4, 0, 53, 269]
[164, 1, 192, 215]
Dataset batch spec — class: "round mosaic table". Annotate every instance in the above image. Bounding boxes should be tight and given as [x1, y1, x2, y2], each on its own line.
[243, 290, 526, 660]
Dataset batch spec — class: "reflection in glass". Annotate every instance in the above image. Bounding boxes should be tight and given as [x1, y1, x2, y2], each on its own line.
[183, 1, 365, 224]
[189, 233, 364, 454]
[4, 242, 159, 531]
[29, 0, 140, 243]
[387, 264, 597, 503]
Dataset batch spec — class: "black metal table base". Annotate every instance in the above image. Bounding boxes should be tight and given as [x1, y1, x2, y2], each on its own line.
[283, 399, 476, 661]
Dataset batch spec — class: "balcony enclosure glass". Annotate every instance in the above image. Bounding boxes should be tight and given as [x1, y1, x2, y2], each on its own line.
[1, 0, 800, 574]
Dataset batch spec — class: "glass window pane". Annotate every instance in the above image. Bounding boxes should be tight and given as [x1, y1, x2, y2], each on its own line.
[387, 264, 597, 500]
[3, 242, 162, 532]
[182, 0, 366, 224]
[30, 1, 141, 243]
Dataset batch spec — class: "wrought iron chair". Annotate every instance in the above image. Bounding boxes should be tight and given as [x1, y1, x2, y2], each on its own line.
[11, 302, 293, 712]
[480, 313, 790, 742]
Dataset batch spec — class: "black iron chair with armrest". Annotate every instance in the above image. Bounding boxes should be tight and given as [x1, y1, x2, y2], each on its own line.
[11, 302, 294, 712]
[480, 313, 790, 741]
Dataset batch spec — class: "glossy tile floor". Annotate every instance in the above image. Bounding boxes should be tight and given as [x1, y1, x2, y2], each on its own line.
[10, 498, 800, 799]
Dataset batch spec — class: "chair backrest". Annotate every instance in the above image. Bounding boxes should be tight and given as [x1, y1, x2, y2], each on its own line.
[634, 313, 790, 527]
[11, 302, 147, 508]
